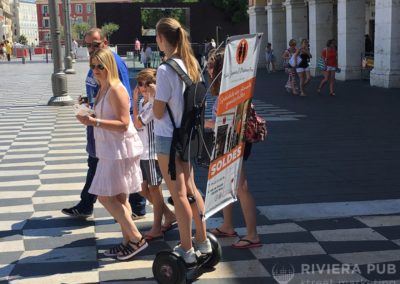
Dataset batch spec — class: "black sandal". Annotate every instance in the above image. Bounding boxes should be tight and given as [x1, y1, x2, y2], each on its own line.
[117, 237, 148, 260]
[104, 243, 125, 257]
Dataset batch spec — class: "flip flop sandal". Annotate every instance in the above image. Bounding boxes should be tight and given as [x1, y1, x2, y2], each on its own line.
[117, 237, 149, 261]
[232, 238, 262, 249]
[208, 228, 238, 238]
[161, 221, 177, 233]
[144, 234, 164, 241]
[104, 243, 125, 257]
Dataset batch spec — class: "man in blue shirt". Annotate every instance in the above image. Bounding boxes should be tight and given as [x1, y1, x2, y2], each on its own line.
[62, 28, 146, 219]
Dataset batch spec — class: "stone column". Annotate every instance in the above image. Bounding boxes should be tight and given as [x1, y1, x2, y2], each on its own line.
[283, 0, 308, 44]
[308, 0, 334, 76]
[370, 0, 400, 88]
[266, 0, 287, 70]
[248, 1, 268, 68]
[336, 0, 365, 81]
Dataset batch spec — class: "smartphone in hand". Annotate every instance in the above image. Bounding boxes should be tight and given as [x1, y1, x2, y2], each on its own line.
[80, 96, 89, 104]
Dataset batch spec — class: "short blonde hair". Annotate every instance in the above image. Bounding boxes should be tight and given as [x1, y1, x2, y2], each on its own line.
[289, 39, 297, 47]
[90, 48, 119, 86]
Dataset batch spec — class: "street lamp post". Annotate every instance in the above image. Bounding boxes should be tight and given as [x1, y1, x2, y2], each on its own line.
[216, 26, 222, 46]
[48, 0, 74, 106]
[62, 0, 75, 73]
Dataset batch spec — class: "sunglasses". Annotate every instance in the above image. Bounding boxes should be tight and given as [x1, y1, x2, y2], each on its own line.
[90, 64, 105, 70]
[138, 81, 152, 87]
[84, 41, 102, 48]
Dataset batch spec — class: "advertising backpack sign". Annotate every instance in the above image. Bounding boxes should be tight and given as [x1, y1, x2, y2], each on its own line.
[204, 33, 262, 219]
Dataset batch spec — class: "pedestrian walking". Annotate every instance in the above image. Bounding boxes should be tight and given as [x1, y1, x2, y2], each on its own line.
[0, 42, 5, 60]
[205, 48, 262, 249]
[132, 68, 176, 241]
[294, 39, 312, 96]
[76, 48, 147, 260]
[5, 40, 12, 62]
[72, 39, 78, 59]
[134, 38, 141, 61]
[141, 43, 152, 68]
[318, 39, 338, 96]
[153, 17, 212, 265]
[282, 39, 299, 95]
[265, 43, 276, 72]
[62, 28, 146, 219]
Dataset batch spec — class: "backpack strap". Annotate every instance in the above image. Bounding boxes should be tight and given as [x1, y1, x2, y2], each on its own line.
[163, 58, 193, 86]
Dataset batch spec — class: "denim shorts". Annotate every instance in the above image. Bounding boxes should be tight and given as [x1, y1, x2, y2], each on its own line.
[155, 135, 172, 155]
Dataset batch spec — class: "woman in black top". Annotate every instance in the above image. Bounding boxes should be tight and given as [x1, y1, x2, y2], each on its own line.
[294, 39, 312, 96]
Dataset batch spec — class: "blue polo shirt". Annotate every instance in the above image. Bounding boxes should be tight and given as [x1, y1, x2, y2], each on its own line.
[85, 51, 132, 157]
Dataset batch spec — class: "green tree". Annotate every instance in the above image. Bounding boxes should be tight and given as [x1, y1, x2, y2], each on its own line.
[101, 22, 119, 44]
[18, 34, 28, 45]
[211, 0, 248, 23]
[72, 22, 90, 40]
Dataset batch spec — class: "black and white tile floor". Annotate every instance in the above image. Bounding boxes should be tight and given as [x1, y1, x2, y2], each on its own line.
[1, 62, 399, 284]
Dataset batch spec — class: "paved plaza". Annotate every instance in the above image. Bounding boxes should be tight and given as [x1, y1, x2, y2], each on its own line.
[0, 60, 400, 283]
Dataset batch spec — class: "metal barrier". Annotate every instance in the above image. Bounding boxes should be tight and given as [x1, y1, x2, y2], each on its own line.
[117, 42, 209, 71]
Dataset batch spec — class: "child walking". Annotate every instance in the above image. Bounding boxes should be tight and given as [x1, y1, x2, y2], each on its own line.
[265, 43, 276, 72]
[133, 68, 176, 241]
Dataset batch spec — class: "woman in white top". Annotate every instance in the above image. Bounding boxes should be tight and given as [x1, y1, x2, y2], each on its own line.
[152, 17, 212, 265]
[76, 48, 147, 261]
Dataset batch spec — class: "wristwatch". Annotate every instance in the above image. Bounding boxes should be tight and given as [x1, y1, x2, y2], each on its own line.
[95, 118, 101, 127]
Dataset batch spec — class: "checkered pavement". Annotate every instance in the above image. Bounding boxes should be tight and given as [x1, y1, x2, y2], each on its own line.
[1, 62, 399, 283]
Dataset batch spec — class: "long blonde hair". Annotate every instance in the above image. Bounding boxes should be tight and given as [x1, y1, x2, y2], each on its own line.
[90, 48, 120, 86]
[156, 17, 200, 82]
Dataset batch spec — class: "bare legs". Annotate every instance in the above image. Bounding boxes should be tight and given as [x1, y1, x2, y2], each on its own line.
[139, 181, 176, 237]
[172, 158, 207, 251]
[287, 69, 298, 95]
[318, 70, 335, 95]
[98, 193, 142, 244]
[214, 164, 259, 245]
[298, 71, 311, 96]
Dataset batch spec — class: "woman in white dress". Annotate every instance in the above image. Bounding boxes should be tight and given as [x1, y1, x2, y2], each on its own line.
[75, 48, 147, 261]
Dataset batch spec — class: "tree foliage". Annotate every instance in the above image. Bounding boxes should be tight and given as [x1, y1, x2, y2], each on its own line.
[101, 22, 120, 43]
[72, 22, 90, 40]
[141, 8, 187, 31]
[211, 0, 248, 23]
[18, 35, 28, 45]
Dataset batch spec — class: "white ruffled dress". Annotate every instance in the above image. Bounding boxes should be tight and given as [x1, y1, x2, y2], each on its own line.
[88, 84, 143, 197]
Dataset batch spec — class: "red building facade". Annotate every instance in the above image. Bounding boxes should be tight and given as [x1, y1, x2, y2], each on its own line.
[36, 0, 95, 46]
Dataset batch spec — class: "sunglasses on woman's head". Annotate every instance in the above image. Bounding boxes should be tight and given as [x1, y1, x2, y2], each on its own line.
[138, 81, 152, 87]
[90, 64, 105, 70]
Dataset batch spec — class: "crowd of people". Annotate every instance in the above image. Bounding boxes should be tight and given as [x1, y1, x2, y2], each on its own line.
[265, 38, 339, 96]
[66, 17, 262, 264]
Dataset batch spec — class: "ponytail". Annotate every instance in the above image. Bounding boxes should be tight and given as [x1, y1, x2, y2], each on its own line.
[176, 27, 200, 82]
[156, 18, 200, 82]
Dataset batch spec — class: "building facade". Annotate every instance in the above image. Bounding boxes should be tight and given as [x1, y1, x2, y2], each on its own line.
[0, 0, 12, 41]
[11, 0, 38, 45]
[36, 0, 96, 46]
[248, 0, 399, 88]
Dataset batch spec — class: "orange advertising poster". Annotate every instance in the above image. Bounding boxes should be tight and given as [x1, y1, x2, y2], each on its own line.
[204, 34, 262, 219]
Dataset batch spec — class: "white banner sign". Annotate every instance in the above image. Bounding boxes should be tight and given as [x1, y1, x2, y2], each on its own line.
[204, 33, 262, 219]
